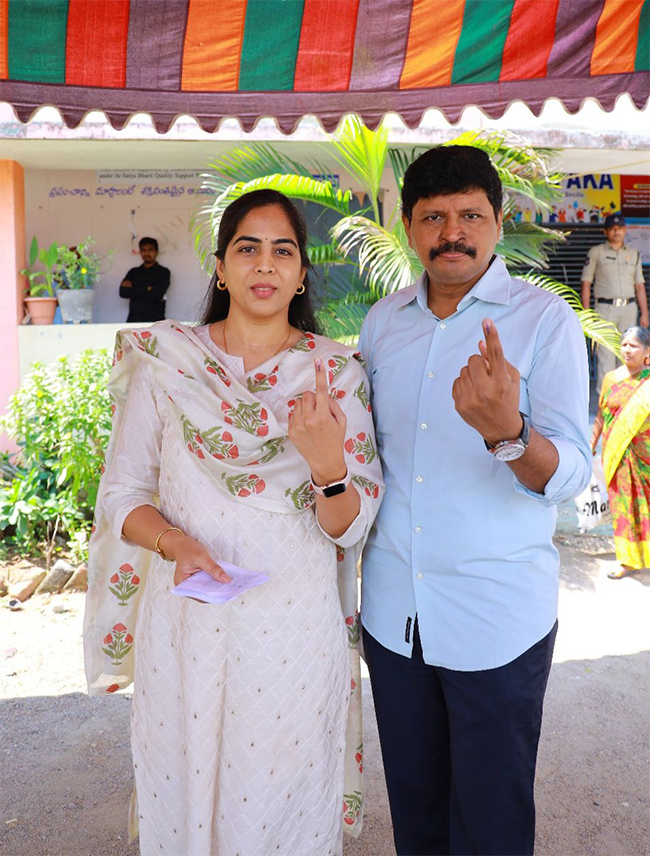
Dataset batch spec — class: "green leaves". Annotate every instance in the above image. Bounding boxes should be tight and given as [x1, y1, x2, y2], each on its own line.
[192, 173, 352, 272]
[318, 301, 372, 346]
[0, 349, 112, 556]
[28, 234, 38, 267]
[450, 130, 563, 210]
[498, 214, 567, 270]
[316, 266, 375, 344]
[21, 236, 113, 295]
[216, 175, 352, 215]
[195, 120, 613, 348]
[56, 237, 112, 290]
[328, 116, 389, 223]
[21, 237, 59, 297]
[307, 241, 348, 267]
[205, 142, 314, 185]
[332, 215, 419, 297]
[523, 273, 621, 356]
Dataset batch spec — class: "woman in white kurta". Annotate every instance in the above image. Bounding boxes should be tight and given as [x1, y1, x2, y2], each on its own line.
[84, 190, 383, 856]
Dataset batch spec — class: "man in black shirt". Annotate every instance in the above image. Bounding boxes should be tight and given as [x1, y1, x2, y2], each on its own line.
[119, 237, 170, 322]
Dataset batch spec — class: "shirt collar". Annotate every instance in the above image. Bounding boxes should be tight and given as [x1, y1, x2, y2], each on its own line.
[395, 255, 512, 313]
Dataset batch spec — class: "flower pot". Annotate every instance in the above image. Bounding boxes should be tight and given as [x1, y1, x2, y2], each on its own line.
[24, 296, 58, 325]
[57, 288, 95, 323]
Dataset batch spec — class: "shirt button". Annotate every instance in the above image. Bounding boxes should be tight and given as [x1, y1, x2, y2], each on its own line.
[427, 372, 434, 378]
[420, 422, 428, 430]
[439, 322, 447, 330]
[415, 476, 423, 483]
[416, 573, 423, 580]
[414, 526, 422, 533]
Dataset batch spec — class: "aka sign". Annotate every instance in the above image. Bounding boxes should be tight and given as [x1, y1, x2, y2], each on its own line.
[565, 175, 615, 191]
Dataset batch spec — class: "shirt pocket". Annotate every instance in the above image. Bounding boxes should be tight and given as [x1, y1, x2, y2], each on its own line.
[370, 363, 416, 445]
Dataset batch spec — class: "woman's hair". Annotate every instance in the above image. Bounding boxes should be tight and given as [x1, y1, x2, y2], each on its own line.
[200, 189, 321, 333]
[621, 326, 650, 349]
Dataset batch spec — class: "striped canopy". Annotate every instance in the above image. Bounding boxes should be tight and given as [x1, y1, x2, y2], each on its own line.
[1, 0, 648, 133]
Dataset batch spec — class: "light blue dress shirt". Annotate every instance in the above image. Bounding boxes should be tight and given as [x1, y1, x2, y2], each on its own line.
[358, 257, 591, 671]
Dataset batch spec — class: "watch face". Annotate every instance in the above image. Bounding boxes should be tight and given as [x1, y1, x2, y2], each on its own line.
[493, 440, 526, 462]
[322, 482, 348, 498]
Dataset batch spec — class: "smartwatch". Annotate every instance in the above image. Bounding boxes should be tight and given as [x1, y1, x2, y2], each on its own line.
[311, 468, 351, 498]
[484, 413, 531, 462]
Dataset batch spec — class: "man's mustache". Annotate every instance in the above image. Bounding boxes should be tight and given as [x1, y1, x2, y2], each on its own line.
[429, 242, 477, 260]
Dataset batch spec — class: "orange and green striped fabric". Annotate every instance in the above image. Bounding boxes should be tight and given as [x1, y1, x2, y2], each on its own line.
[0, 0, 647, 131]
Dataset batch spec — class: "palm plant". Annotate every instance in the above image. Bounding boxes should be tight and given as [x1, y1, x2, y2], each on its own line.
[193, 118, 619, 354]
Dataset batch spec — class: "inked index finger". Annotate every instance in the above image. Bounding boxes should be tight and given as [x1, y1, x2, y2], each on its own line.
[480, 319, 507, 371]
[314, 357, 329, 409]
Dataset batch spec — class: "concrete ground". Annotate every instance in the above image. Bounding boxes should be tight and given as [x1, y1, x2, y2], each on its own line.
[2, 508, 649, 856]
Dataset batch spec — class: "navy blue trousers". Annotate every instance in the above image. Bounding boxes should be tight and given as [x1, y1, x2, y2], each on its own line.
[363, 619, 558, 856]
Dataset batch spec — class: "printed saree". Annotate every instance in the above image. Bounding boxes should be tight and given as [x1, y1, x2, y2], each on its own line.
[600, 366, 650, 568]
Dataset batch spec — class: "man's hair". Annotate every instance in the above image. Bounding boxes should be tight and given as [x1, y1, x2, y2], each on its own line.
[401, 145, 503, 222]
[139, 237, 158, 252]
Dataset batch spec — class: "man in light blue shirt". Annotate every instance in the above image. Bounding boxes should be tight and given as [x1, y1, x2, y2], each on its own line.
[358, 146, 591, 856]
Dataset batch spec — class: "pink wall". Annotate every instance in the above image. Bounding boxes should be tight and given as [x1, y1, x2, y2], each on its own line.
[0, 160, 26, 453]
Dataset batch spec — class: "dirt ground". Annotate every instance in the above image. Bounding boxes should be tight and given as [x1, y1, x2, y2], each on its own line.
[1, 533, 649, 856]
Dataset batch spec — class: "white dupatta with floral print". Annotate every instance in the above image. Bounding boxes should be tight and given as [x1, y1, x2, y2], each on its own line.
[84, 320, 383, 836]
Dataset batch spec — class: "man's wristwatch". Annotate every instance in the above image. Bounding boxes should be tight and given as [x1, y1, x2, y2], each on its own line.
[484, 413, 531, 461]
[310, 468, 351, 498]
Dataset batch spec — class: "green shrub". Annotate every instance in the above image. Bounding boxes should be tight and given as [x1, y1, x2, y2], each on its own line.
[0, 349, 112, 558]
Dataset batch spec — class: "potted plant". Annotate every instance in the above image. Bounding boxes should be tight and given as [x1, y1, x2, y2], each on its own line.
[20, 237, 59, 325]
[55, 238, 112, 324]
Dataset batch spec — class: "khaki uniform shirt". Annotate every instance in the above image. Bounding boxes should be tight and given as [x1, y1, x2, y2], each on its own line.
[581, 242, 644, 299]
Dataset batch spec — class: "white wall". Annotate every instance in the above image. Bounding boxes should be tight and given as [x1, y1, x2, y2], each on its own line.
[18, 323, 125, 378]
[24, 169, 212, 324]
[22, 163, 397, 328]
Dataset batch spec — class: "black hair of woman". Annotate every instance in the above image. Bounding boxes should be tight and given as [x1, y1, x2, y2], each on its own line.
[201, 189, 322, 334]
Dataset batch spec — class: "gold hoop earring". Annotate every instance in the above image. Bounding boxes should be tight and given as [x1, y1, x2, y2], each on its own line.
[296, 283, 306, 295]
[217, 280, 227, 291]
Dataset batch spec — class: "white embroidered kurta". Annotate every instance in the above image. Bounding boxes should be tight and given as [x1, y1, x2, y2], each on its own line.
[85, 322, 383, 856]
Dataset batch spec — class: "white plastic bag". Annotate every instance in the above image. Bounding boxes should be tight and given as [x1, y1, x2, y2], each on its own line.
[574, 456, 611, 532]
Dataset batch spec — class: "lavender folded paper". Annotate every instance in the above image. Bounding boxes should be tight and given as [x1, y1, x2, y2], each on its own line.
[172, 562, 270, 604]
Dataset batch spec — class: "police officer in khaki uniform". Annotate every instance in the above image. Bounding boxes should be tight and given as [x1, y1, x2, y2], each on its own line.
[581, 213, 648, 391]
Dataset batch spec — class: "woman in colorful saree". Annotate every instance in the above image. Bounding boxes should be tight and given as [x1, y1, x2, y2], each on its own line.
[591, 326, 650, 579]
[84, 189, 383, 856]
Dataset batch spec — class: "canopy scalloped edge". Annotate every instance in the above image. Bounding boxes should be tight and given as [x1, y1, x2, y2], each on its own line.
[1, 73, 648, 135]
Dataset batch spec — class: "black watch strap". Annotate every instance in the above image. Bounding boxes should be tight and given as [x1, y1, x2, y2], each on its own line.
[484, 412, 530, 452]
